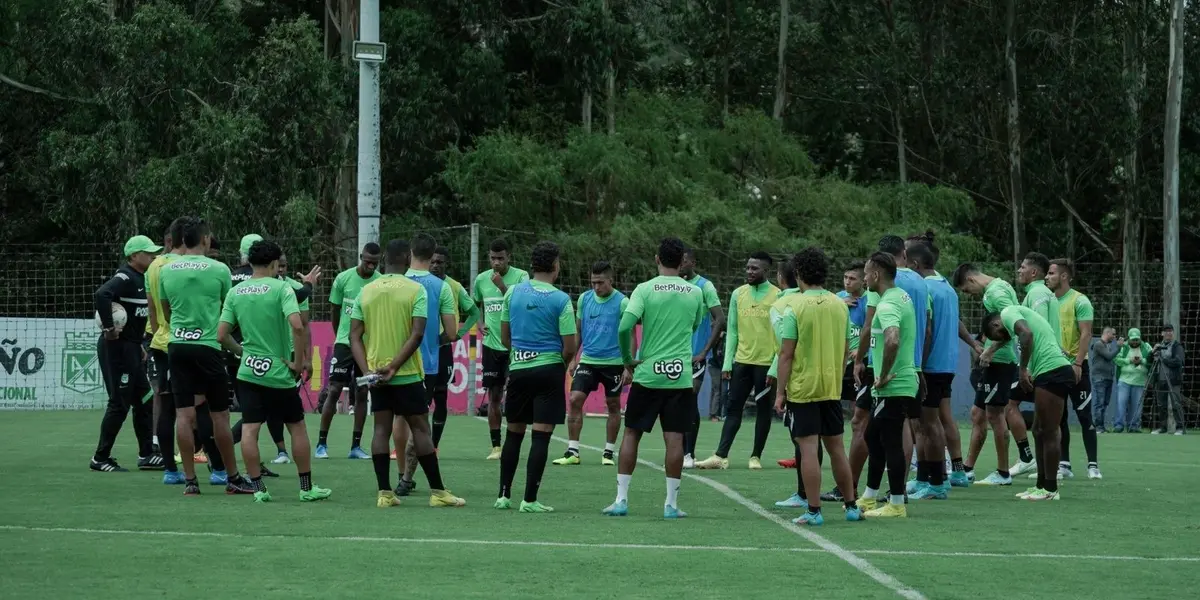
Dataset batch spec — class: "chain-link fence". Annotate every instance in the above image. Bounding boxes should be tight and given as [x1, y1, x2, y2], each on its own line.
[0, 226, 1195, 430]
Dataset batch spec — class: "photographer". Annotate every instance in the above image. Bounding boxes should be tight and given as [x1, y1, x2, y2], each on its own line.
[1150, 324, 1186, 435]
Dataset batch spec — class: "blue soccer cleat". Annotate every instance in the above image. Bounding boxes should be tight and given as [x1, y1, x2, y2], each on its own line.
[348, 446, 370, 460]
[162, 470, 186, 485]
[209, 470, 228, 486]
[792, 511, 824, 526]
[663, 505, 688, 519]
[314, 444, 329, 459]
[602, 499, 629, 516]
[774, 493, 809, 509]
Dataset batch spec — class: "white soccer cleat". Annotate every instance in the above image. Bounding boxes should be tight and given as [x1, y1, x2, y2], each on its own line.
[682, 454, 695, 469]
[1087, 466, 1103, 480]
[1009, 458, 1037, 476]
[1058, 465, 1074, 479]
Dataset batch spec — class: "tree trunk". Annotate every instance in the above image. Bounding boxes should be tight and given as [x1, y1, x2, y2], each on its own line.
[332, 0, 360, 268]
[583, 87, 593, 134]
[895, 110, 907, 184]
[604, 0, 615, 134]
[772, 0, 789, 122]
[1004, 0, 1025, 263]
[721, 0, 733, 122]
[1162, 0, 1184, 330]
[1122, 0, 1147, 328]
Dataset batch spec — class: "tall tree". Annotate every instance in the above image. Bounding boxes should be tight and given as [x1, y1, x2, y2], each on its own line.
[1004, 0, 1026, 262]
[772, 0, 789, 121]
[1162, 0, 1184, 329]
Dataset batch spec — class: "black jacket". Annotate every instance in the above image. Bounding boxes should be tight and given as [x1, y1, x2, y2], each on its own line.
[1152, 340, 1185, 386]
[94, 264, 148, 344]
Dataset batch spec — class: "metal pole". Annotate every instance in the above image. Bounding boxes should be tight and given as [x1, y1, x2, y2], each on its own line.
[467, 222, 481, 414]
[1163, 0, 1184, 333]
[355, 0, 381, 254]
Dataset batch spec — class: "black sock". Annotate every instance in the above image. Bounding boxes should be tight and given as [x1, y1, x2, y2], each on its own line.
[417, 452, 445, 490]
[794, 444, 806, 499]
[372, 453, 391, 491]
[251, 475, 266, 492]
[432, 423, 445, 449]
[929, 461, 945, 486]
[916, 460, 930, 483]
[963, 462, 974, 472]
[1016, 438, 1033, 463]
[499, 431, 524, 499]
[352, 430, 363, 448]
[808, 505, 821, 515]
[998, 470, 1010, 478]
[525, 430, 552, 503]
[1076, 408, 1099, 464]
[952, 457, 964, 472]
[844, 500, 857, 511]
[490, 428, 502, 448]
[567, 447, 580, 456]
[299, 471, 312, 492]
[318, 430, 329, 447]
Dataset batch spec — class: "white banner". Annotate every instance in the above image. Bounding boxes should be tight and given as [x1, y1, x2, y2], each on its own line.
[0, 318, 107, 409]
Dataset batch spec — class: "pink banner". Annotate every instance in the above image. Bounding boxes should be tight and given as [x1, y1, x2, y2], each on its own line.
[306, 321, 642, 415]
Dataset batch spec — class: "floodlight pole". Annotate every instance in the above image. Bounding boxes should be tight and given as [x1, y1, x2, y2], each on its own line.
[355, 0, 382, 254]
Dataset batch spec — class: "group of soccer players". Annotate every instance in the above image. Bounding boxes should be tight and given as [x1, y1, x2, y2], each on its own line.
[89, 220, 1101, 518]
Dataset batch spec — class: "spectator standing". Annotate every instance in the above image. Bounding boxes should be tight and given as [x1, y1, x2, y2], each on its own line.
[1113, 328, 1151, 433]
[1150, 324, 1187, 435]
[1089, 327, 1119, 432]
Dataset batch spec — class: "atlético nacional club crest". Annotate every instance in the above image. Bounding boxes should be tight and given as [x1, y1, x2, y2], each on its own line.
[62, 332, 102, 394]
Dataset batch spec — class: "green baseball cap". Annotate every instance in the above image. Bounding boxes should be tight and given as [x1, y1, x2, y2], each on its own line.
[1128, 328, 1142, 341]
[239, 233, 264, 256]
[124, 235, 163, 257]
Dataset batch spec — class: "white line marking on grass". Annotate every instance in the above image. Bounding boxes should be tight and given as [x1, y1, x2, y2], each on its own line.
[1107, 460, 1200, 469]
[475, 418, 925, 599]
[4, 525, 1197, 563]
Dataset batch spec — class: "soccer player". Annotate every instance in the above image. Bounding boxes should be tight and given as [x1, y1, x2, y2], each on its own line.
[905, 241, 961, 497]
[769, 257, 803, 472]
[602, 237, 703, 518]
[146, 222, 187, 483]
[678, 248, 725, 468]
[493, 241, 576, 513]
[951, 263, 1024, 486]
[982, 306, 1075, 501]
[695, 252, 780, 470]
[855, 252, 918, 518]
[771, 248, 863, 525]
[217, 239, 332, 502]
[393, 233, 458, 495]
[158, 217, 253, 495]
[820, 262, 872, 501]
[315, 243, 381, 459]
[555, 261, 627, 466]
[1047, 258, 1101, 479]
[90, 234, 162, 472]
[352, 239, 465, 508]
[474, 238, 530, 459]
[429, 245, 479, 448]
[1015, 252, 1061, 479]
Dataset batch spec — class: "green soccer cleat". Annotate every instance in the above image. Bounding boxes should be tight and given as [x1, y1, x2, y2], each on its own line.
[300, 486, 332, 502]
[253, 490, 272, 503]
[519, 501, 555, 513]
[493, 497, 513, 510]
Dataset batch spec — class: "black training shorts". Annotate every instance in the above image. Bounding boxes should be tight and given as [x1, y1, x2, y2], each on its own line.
[237, 380, 305, 424]
[785, 399, 844, 438]
[505, 363, 567, 425]
[1034, 365, 1076, 401]
[481, 345, 510, 389]
[435, 344, 454, 390]
[923, 372, 954, 408]
[871, 395, 914, 421]
[571, 363, 624, 397]
[624, 384, 691, 434]
[370, 381, 428, 416]
[974, 363, 1017, 409]
[1068, 360, 1090, 411]
[168, 344, 231, 411]
[147, 348, 170, 395]
[327, 343, 358, 385]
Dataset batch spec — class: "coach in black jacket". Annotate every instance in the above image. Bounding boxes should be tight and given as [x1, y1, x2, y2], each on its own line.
[1151, 324, 1187, 435]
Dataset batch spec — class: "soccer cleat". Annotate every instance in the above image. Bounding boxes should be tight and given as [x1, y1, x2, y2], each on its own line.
[271, 451, 292, 465]
[965, 469, 976, 482]
[300, 486, 333, 502]
[137, 454, 166, 470]
[1009, 458, 1037, 476]
[377, 491, 401, 508]
[777, 457, 797, 469]
[855, 496, 881, 512]
[1087, 466, 1103, 480]
[905, 479, 927, 495]
[1026, 471, 1065, 481]
[226, 476, 256, 495]
[552, 452, 581, 466]
[949, 471, 971, 488]
[394, 479, 416, 497]
[519, 501, 555, 513]
[89, 458, 128, 473]
[694, 455, 729, 470]
[493, 497, 513, 510]
[209, 470, 228, 485]
[194, 450, 209, 464]
[865, 503, 906, 518]
[389, 449, 397, 460]
[602, 499, 629, 516]
[975, 471, 1013, 486]
[347, 447, 369, 460]
[911, 483, 948, 500]
[748, 457, 763, 470]
[601, 451, 615, 466]
[184, 481, 201, 496]
[1058, 465, 1075, 479]
[663, 505, 688, 519]
[487, 446, 502, 460]
[820, 488, 844, 502]
[774, 493, 809, 509]
[845, 506, 865, 521]
[162, 470, 186, 485]
[1025, 488, 1060, 501]
[1015, 486, 1039, 499]
[430, 489, 465, 507]
[1175, 430, 1186, 436]
[1152, 428, 1167, 435]
[259, 463, 279, 478]
[253, 490, 273, 503]
[682, 454, 695, 469]
[792, 511, 824, 526]
[314, 444, 329, 459]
